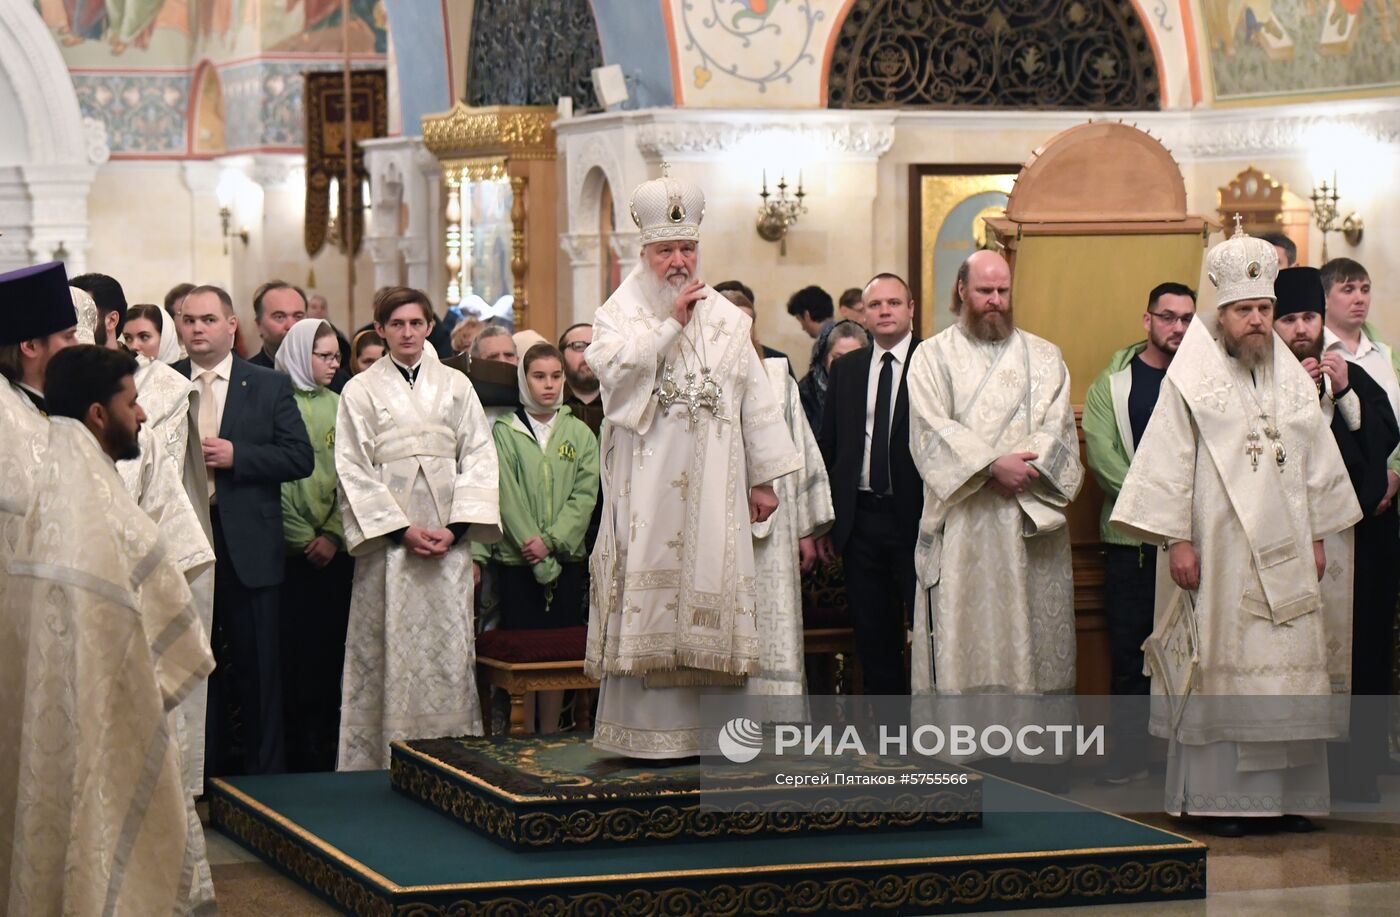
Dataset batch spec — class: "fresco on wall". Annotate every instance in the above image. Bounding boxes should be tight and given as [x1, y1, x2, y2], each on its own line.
[1204, 0, 1400, 102]
[45, 0, 389, 156]
[670, 0, 838, 107]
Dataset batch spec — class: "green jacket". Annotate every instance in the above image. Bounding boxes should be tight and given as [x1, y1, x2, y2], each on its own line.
[1083, 341, 1149, 547]
[281, 386, 344, 551]
[1360, 321, 1400, 475]
[473, 407, 599, 585]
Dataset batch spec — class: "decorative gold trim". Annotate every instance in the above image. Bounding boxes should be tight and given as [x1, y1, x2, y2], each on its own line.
[421, 103, 557, 161]
[390, 749, 979, 849]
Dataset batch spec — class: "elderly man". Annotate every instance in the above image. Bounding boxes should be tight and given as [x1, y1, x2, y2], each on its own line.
[584, 168, 801, 759]
[906, 250, 1082, 725]
[1112, 222, 1361, 836]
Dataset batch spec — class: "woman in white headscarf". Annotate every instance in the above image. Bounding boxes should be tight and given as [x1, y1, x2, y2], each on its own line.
[121, 303, 183, 364]
[274, 318, 354, 770]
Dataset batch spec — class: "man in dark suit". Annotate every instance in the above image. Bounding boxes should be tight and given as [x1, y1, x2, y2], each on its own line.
[1274, 266, 1400, 804]
[818, 273, 922, 695]
[250, 280, 349, 393]
[176, 284, 313, 777]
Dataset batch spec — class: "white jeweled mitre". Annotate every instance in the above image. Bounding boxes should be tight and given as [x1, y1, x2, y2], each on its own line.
[630, 165, 705, 245]
[71, 286, 99, 345]
[1207, 215, 1279, 307]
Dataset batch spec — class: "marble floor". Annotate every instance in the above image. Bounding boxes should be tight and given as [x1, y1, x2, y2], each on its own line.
[204, 775, 1400, 915]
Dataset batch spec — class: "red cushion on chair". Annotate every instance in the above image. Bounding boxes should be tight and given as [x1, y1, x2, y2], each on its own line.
[803, 605, 851, 630]
[477, 625, 587, 664]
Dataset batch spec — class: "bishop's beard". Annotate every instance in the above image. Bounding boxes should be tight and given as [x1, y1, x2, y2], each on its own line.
[637, 260, 698, 318]
[1224, 327, 1273, 371]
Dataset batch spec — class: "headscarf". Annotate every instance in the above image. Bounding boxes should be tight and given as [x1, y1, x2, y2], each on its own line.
[152, 305, 183, 364]
[275, 318, 331, 392]
[518, 344, 560, 416]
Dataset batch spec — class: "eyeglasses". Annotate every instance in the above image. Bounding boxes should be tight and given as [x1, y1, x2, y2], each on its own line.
[561, 341, 589, 352]
[312, 350, 342, 363]
[1147, 311, 1194, 327]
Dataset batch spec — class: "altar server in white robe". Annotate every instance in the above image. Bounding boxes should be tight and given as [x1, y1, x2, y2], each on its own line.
[6, 344, 215, 916]
[336, 286, 501, 770]
[906, 250, 1082, 748]
[1111, 222, 1361, 836]
[722, 287, 834, 704]
[75, 289, 217, 800]
[585, 170, 802, 759]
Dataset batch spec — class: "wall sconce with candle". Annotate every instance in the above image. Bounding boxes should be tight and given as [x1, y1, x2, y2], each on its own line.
[215, 169, 250, 255]
[1309, 173, 1364, 263]
[756, 170, 806, 256]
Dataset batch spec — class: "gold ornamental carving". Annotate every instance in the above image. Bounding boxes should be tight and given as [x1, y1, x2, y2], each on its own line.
[421, 102, 557, 162]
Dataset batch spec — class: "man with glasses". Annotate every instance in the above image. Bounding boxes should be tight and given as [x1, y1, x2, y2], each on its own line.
[558, 323, 603, 436]
[1084, 281, 1196, 785]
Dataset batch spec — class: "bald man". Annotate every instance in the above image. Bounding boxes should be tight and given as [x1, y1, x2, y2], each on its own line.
[906, 251, 1082, 719]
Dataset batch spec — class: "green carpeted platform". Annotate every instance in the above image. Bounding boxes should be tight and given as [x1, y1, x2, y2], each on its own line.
[211, 769, 1206, 915]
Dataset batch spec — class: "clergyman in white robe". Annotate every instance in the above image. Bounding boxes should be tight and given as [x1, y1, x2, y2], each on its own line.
[907, 322, 1083, 704]
[585, 265, 801, 758]
[1111, 293, 1360, 819]
[1, 417, 215, 916]
[751, 356, 834, 706]
[335, 347, 501, 770]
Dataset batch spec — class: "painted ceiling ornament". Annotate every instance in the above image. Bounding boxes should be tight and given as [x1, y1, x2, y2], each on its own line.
[1206, 212, 1278, 307]
[629, 166, 706, 245]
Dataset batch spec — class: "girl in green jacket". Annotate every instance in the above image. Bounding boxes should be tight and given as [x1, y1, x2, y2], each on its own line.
[276, 318, 354, 770]
[474, 342, 599, 731]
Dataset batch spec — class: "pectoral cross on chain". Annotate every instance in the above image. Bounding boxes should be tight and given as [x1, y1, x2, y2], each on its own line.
[1246, 431, 1263, 470]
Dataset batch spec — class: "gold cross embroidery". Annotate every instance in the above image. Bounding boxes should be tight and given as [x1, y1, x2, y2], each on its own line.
[666, 534, 683, 560]
[630, 512, 648, 543]
[665, 598, 679, 618]
[670, 471, 690, 502]
[709, 318, 731, 344]
[633, 441, 653, 469]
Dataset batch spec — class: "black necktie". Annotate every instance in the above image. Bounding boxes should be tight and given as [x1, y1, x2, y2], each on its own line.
[870, 351, 894, 494]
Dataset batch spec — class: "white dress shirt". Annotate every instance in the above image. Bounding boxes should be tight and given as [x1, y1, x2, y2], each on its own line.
[192, 351, 234, 436]
[525, 411, 556, 446]
[859, 331, 913, 492]
[1323, 326, 1400, 429]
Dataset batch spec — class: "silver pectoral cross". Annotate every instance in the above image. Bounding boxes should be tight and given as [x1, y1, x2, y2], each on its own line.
[1246, 431, 1263, 470]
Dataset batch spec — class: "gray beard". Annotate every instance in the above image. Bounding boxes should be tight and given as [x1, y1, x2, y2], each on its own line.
[637, 264, 694, 318]
[1225, 332, 1273, 370]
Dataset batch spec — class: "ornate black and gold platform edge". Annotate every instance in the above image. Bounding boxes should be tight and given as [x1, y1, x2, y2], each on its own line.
[209, 779, 1207, 917]
[393, 737, 984, 804]
[390, 743, 982, 850]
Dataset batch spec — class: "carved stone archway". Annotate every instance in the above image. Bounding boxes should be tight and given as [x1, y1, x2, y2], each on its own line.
[827, 0, 1160, 111]
[0, 0, 105, 272]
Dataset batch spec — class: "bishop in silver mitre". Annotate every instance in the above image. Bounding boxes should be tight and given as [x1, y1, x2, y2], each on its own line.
[584, 168, 802, 759]
[1111, 219, 1361, 836]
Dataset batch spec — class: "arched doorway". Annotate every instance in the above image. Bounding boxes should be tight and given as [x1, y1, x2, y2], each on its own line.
[0, 1, 102, 272]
